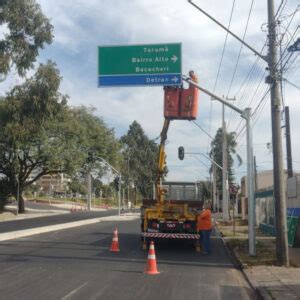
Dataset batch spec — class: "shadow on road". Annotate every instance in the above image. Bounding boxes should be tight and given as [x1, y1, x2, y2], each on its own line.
[0, 228, 233, 269]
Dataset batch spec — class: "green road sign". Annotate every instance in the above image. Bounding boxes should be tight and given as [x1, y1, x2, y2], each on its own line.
[98, 43, 181, 86]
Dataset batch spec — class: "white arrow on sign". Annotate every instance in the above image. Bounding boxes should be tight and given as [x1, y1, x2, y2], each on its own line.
[171, 55, 178, 63]
[171, 76, 179, 83]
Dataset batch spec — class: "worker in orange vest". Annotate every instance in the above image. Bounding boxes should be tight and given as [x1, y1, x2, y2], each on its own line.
[197, 202, 212, 254]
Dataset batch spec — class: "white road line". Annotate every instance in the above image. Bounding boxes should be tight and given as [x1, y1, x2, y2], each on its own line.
[0, 215, 139, 242]
[62, 281, 88, 300]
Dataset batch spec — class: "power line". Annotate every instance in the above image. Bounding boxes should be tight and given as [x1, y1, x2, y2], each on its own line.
[283, 51, 299, 72]
[227, 0, 255, 98]
[228, 60, 266, 130]
[230, 72, 268, 134]
[232, 0, 290, 100]
[284, 56, 299, 80]
[192, 120, 214, 140]
[232, 0, 293, 106]
[230, 1, 295, 127]
[283, 77, 300, 90]
[234, 86, 270, 146]
[275, 0, 288, 19]
[252, 87, 271, 117]
[226, 0, 255, 128]
[276, 7, 299, 69]
[207, 0, 236, 152]
[230, 16, 298, 133]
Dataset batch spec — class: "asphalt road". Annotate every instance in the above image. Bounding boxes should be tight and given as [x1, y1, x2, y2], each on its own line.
[0, 217, 256, 300]
[0, 209, 118, 233]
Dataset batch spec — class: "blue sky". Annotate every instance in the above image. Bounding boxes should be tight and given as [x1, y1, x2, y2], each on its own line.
[2, 0, 300, 183]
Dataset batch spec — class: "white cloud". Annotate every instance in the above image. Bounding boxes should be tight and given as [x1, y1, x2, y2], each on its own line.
[4, 0, 299, 183]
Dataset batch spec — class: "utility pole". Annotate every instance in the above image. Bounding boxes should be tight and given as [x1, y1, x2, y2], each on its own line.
[127, 158, 130, 203]
[285, 106, 293, 178]
[122, 188, 125, 208]
[99, 189, 102, 207]
[87, 172, 92, 211]
[222, 103, 229, 221]
[118, 174, 121, 215]
[267, 0, 289, 266]
[254, 156, 258, 192]
[245, 108, 256, 255]
[209, 170, 213, 208]
[213, 162, 217, 212]
[188, 0, 289, 263]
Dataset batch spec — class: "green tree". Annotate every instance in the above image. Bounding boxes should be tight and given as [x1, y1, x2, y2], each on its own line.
[68, 106, 121, 193]
[201, 180, 212, 201]
[0, 0, 53, 77]
[71, 106, 120, 170]
[210, 128, 242, 193]
[120, 121, 160, 200]
[0, 61, 83, 212]
[67, 178, 87, 195]
[0, 66, 121, 212]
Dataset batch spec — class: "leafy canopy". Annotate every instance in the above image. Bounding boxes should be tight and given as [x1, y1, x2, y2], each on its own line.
[0, 0, 53, 77]
[0, 62, 120, 212]
[120, 121, 160, 198]
[210, 128, 242, 192]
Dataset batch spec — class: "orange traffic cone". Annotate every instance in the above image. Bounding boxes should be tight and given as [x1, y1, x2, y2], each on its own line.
[110, 228, 120, 252]
[145, 241, 160, 275]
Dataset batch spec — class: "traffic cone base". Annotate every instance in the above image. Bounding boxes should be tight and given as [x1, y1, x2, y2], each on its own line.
[145, 241, 160, 275]
[110, 228, 120, 252]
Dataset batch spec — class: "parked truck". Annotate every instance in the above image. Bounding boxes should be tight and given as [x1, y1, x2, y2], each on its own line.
[141, 72, 202, 249]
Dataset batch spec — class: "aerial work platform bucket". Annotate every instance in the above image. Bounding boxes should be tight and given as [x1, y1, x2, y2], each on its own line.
[164, 72, 199, 120]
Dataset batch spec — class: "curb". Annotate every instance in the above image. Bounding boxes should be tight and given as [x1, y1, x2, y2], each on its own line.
[0, 214, 139, 242]
[214, 225, 264, 299]
[214, 225, 243, 269]
[0, 211, 68, 223]
[243, 269, 273, 300]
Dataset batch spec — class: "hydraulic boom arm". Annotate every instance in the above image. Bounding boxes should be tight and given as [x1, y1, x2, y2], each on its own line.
[155, 71, 198, 205]
[156, 118, 170, 204]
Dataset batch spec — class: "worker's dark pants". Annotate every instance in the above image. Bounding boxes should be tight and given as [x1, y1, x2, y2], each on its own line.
[199, 230, 212, 253]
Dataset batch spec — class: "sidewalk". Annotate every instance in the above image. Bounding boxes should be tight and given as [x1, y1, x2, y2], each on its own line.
[0, 200, 138, 242]
[0, 205, 68, 223]
[0, 200, 107, 223]
[244, 266, 300, 299]
[214, 214, 300, 299]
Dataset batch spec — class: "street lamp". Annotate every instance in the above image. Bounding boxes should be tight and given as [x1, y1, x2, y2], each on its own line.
[91, 156, 122, 216]
[183, 75, 256, 256]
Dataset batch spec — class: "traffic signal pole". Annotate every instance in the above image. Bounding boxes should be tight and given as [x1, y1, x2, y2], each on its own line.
[182, 76, 256, 256]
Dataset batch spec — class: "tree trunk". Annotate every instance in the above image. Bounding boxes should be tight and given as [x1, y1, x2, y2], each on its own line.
[18, 193, 25, 213]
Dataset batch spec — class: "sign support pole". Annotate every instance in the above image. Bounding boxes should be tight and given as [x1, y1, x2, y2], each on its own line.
[182, 75, 256, 255]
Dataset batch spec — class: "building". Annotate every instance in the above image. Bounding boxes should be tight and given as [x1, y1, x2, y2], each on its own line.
[240, 170, 300, 220]
[241, 170, 300, 245]
[28, 169, 70, 195]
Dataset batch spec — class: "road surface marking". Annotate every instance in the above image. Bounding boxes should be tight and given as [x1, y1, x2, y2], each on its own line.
[62, 281, 88, 299]
[0, 215, 139, 242]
